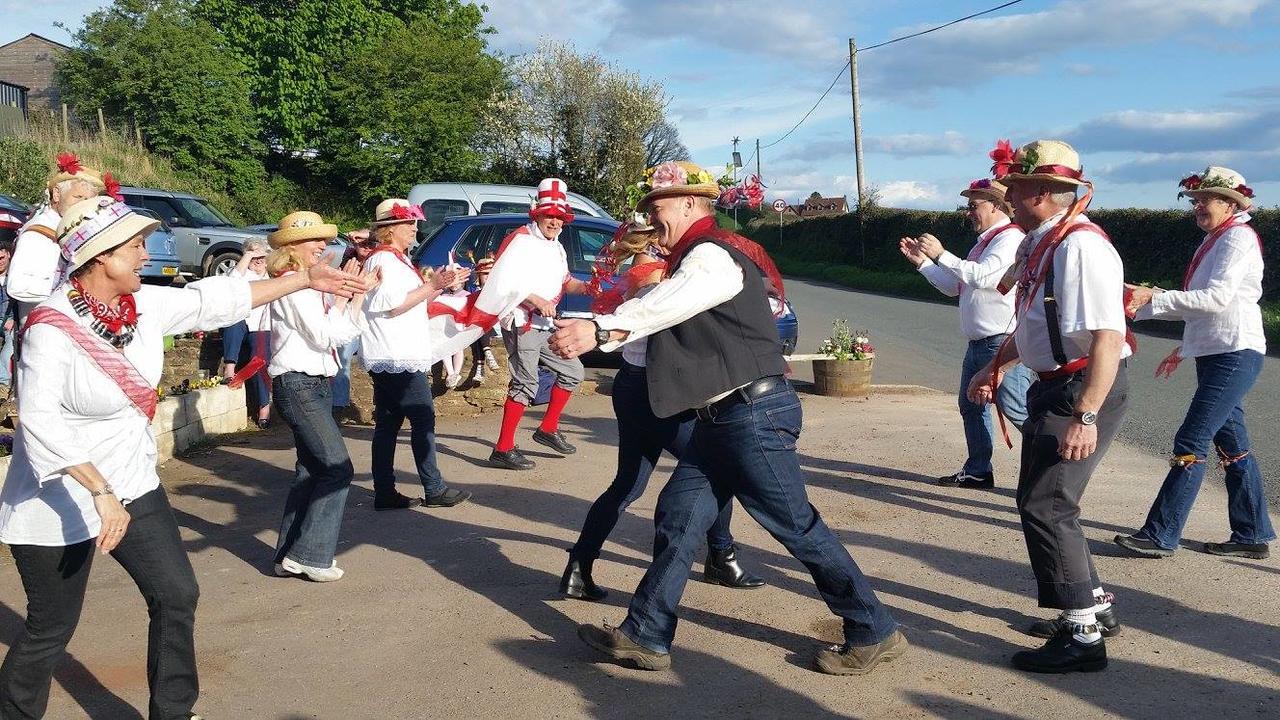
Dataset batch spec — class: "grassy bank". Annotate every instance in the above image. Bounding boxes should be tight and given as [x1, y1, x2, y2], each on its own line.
[777, 255, 1280, 350]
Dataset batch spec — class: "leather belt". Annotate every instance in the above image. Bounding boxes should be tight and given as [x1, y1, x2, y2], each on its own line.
[694, 375, 786, 422]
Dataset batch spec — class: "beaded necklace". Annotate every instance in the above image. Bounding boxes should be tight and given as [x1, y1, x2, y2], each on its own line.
[68, 278, 138, 349]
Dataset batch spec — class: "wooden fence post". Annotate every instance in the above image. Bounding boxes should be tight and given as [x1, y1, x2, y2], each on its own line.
[97, 108, 107, 138]
[61, 104, 69, 144]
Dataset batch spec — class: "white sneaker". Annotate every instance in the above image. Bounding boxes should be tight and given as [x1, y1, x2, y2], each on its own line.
[472, 370, 485, 384]
[446, 373, 462, 389]
[484, 349, 499, 371]
[274, 557, 344, 582]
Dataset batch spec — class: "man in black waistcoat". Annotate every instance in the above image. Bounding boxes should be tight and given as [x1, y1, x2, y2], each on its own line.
[549, 161, 905, 675]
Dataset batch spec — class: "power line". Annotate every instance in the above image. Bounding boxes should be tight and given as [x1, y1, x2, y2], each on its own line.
[859, 0, 1027, 53]
[754, 0, 1028, 152]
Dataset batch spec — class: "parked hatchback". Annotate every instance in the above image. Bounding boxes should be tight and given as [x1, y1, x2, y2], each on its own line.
[407, 182, 614, 240]
[410, 214, 800, 354]
[118, 186, 268, 277]
[127, 207, 183, 284]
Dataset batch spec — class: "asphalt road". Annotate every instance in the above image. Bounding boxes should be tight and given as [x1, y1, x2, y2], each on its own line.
[784, 277, 1280, 510]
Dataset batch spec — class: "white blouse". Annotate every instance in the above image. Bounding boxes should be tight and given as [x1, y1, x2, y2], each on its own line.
[0, 277, 252, 546]
[360, 251, 434, 373]
[267, 282, 362, 379]
[6, 206, 62, 311]
[230, 267, 270, 330]
[1136, 212, 1266, 358]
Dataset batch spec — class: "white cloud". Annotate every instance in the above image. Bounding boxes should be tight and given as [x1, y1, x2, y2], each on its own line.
[860, 0, 1265, 100]
[864, 130, 969, 157]
[874, 180, 946, 209]
[1061, 108, 1280, 153]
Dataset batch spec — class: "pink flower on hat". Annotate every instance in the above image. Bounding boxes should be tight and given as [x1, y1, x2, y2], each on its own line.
[650, 161, 689, 190]
[389, 203, 425, 221]
[989, 140, 1016, 178]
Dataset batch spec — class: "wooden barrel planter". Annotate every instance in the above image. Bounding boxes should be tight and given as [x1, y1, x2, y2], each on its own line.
[812, 357, 873, 398]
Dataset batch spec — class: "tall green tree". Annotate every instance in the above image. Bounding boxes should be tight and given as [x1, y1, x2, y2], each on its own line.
[196, 0, 488, 154]
[478, 41, 680, 215]
[317, 13, 504, 204]
[56, 0, 266, 195]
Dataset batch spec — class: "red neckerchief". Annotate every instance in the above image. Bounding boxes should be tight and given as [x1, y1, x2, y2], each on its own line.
[968, 221, 1013, 261]
[70, 277, 138, 333]
[1182, 217, 1259, 290]
[364, 244, 422, 285]
[665, 216, 786, 306]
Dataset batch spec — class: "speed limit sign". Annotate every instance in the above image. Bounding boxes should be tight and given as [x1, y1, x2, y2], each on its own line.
[772, 199, 787, 212]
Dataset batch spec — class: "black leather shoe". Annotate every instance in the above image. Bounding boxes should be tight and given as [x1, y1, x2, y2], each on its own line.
[938, 471, 995, 489]
[374, 491, 420, 511]
[1114, 534, 1175, 558]
[1029, 607, 1121, 639]
[532, 429, 577, 455]
[578, 623, 670, 670]
[1012, 629, 1107, 674]
[559, 558, 608, 602]
[422, 487, 471, 508]
[703, 546, 765, 589]
[489, 447, 535, 470]
[1203, 540, 1270, 559]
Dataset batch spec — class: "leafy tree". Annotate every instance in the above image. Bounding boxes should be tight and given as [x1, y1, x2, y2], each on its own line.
[196, 0, 487, 154]
[643, 119, 690, 168]
[479, 41, 684, 215]
[55, 0, 267, 195]
[317, 12, 504, 204]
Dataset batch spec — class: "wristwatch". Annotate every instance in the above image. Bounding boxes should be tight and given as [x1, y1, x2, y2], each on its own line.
[1073, 410, 1098, 426]
[591, 320, 611, 346]
[90, 483, 115, 497]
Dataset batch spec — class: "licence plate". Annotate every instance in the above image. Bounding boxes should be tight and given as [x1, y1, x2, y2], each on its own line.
[162, 267, 179, 276]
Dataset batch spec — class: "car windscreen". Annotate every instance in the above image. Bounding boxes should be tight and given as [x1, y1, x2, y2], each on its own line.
[174, 197, 235, 227]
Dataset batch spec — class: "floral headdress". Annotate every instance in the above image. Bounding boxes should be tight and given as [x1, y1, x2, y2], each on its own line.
[1179, 173, 1253, 198]
[1177, 166, 1255, 209]
[627, 161, 720, 210]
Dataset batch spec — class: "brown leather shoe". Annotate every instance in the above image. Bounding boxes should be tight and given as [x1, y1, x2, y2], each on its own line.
[814, 629, 908, 676]
[577, 623, 670, 670]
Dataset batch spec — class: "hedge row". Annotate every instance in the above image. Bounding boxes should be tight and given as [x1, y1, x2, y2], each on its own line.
[745, 207, 1280, 299]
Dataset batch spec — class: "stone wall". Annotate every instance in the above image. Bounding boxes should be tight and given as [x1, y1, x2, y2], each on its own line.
[153, 385, 248, 461]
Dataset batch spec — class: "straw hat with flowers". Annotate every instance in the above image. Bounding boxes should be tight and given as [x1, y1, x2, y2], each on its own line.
[268, 211, 338, 249]
[1178, 166, 1254, 210]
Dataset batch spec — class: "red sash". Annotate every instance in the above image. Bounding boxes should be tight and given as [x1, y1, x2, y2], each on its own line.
[960, 223, 1017, 292]
[23, 307, 158, 421]
[1182, 220, 1261, 290]
[666, 216, 786, 308]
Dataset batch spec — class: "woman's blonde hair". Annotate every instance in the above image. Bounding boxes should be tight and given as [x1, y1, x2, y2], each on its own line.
[266, 245, 306, 277]
[610, 227, 658, 265]
[371, 223, 399, 245]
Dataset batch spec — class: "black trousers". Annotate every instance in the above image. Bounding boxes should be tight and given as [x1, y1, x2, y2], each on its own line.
[0, 487, 200, 720]
[1017, 365, 1129, 610]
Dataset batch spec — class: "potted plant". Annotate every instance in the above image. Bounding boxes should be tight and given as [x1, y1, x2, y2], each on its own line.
[812, 319, 875, 397]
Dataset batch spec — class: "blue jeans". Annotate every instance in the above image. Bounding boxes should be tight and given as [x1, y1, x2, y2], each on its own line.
[570, 362, 734, 561]
[0, 326, 13, 386]
[222, 321, 248, 363]
[272, 372, 354, 567]
[370, 370, 446, 497]
[332, 338, 360, 408]
[959, 334, 1032, 475]
[1137, 350, 1275, 550]
[222, 322, 271, 410]
[619, 382, 898, 653]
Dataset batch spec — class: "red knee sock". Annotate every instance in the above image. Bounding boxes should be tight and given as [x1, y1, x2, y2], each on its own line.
[496, 398, 526, 452]
[539, 386, 573, 433]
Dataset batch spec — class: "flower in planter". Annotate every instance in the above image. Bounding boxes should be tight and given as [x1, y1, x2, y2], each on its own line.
[0, 432, 13, 458]
[818, 319, 875, 361]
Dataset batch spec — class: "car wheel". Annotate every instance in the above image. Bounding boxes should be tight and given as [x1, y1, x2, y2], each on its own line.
[205, 251, 242, 277]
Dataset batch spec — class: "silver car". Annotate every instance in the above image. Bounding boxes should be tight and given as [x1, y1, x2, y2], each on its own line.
[118, 186, 269, 277]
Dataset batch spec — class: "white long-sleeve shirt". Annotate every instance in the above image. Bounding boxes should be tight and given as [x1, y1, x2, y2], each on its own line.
[594, 242, 744, 350]
[268, 285, 362, 378]
[0, 277, 251, 546]
[6, 206, 62, 311]
[1135, 212, 1266, 358]
[360, 251, 435, 372]
[918, 220, 1023, 340]
[1013, 213, 1133, 373]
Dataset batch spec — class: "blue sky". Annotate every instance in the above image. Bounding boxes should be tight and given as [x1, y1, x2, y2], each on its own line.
[6, 0, 1279, 210]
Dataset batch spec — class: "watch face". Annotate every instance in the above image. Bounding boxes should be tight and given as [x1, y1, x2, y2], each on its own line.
[1079, 411, 1097, 425]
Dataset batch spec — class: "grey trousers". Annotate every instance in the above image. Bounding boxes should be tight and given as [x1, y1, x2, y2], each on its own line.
[1017, 364, 1129, 609]
[503, 326, 583, 405]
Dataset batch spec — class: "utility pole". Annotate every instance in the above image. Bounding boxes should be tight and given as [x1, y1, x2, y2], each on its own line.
[848, 37, 866, 207]
[755, 138, 761, 178]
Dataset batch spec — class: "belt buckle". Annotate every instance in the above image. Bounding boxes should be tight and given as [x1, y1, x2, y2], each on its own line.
[695, 405, 716, 422]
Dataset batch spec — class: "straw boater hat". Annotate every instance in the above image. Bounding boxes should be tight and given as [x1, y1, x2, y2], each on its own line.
[372, 199, 425, 226]
[47, 152, 107, 192]
[989, 139, 1089, 188]
[1178, 166, 1254, 210]
[56, 196, 159, 277]
[960, 178, 1011, 212]
[529, 178, 575, 223]
[634, 161, 721, 212]
[268, 211, 338, 249]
